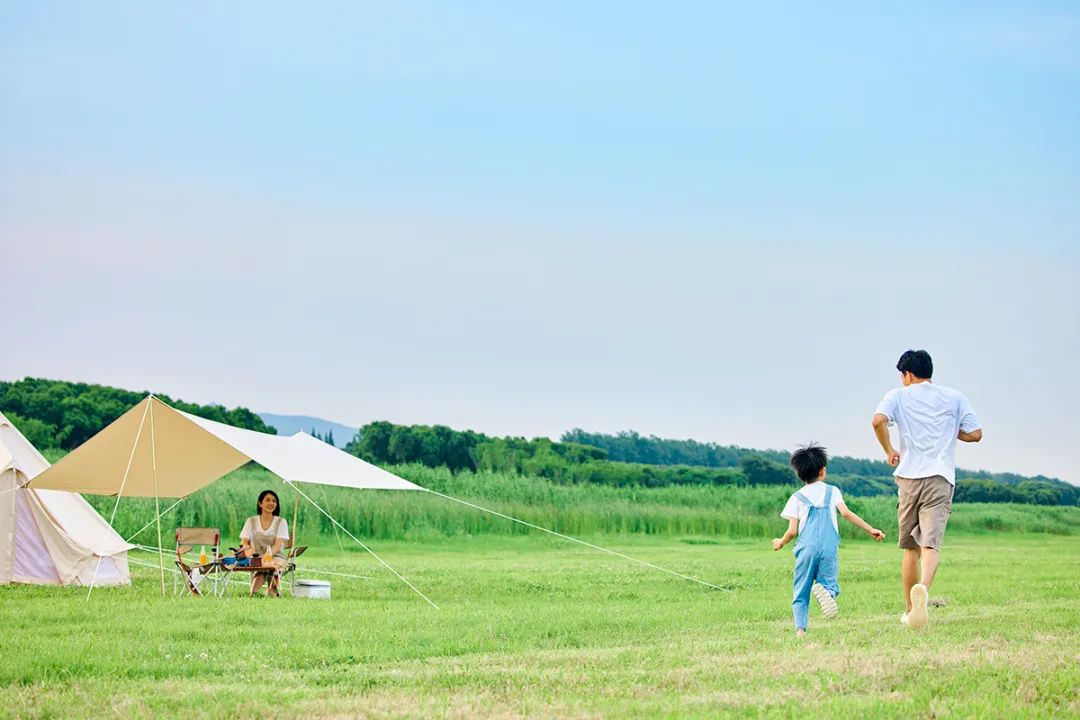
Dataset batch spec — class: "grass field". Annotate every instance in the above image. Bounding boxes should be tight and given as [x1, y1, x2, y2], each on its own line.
[2, 531, 1077, 718]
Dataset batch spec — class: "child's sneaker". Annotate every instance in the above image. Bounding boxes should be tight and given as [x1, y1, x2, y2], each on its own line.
[811, 583, 839, 618]
[908, 583, 929, 629]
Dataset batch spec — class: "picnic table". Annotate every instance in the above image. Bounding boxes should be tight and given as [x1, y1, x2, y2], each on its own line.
[179, 550, 305, 597]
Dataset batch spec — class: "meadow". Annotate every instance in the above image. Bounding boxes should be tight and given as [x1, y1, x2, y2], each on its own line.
[4, 464, 1079, 718]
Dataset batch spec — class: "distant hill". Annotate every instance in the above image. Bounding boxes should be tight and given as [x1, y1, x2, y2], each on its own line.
[257, 413, 358, 448]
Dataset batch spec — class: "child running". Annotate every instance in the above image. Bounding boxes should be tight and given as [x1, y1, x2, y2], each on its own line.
[773, 444, 885, 636]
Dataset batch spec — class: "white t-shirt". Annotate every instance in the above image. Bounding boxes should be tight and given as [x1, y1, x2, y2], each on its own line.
[240, 516, 290, 543]
[875, 382, 980, 485]
[780, 482, 843, 534]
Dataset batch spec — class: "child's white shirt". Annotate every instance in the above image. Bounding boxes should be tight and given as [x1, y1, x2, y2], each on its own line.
[780, 482, 843, 533]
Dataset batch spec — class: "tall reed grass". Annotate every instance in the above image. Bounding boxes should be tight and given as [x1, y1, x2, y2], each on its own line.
[78, 463, 1080, 545]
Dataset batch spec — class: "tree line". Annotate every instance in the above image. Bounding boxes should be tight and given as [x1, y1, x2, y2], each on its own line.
[2, 377, 1074, 505]
[345, 420, 750, 488]
[562, 429, 1078, 504]
[343, 421, 1076, 504]
[0, 378, 276, 450]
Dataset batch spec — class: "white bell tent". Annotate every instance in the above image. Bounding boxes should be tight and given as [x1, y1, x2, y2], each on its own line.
[0, 412, 131, 586]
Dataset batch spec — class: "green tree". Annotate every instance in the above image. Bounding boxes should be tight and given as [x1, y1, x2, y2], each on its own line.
[739, 455, 792, 486]
[0, 377, 276, 451]
[4, 412, 59, 449]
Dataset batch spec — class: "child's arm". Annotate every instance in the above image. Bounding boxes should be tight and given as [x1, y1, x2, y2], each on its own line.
[837, 501, 885, 541]
[772, 518, 798, 550]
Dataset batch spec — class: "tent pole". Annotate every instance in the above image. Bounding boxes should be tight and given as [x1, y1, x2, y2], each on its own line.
[291, 488, 299, 550]
[150, 398, 165, 595]
[88, 398, 150, 600]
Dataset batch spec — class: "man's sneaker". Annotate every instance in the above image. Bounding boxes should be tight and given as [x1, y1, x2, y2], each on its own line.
[812, 583, 839, 618]
[908, 583, 929, 629]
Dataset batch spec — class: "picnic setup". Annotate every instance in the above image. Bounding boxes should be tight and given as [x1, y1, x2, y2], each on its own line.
[2, 397, 718, 605]
[171, 526, 310, 597]
[2, 396, 424, 600]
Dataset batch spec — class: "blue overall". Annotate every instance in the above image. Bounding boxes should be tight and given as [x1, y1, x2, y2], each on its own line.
[791, 484, 840, 630]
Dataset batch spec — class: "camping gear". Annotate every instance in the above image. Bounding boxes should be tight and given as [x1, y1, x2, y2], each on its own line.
[24, 395, 723, 604]
[174, 528, 221, 596]
[282, 544, 307, 593]
[0, 412, 131, 586]
[293, 579, 330, 599]
[27, 396, 422, 498]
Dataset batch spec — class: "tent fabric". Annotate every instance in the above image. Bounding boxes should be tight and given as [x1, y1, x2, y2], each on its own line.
[13, 489, 62, 583]
[29, 397, 422, 498]
[181, 410, 421, 491]
[27, 399, 251, 498]
[0, 412, 131, 586]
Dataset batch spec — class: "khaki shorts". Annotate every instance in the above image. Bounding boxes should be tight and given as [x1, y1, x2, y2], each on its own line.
[896, 475, 954, 551]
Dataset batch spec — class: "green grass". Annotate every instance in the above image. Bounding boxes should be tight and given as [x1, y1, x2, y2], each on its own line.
[1, 533, 1077, 718]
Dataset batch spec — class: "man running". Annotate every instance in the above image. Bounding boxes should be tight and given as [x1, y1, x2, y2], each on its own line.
[872, 349, 982, 629]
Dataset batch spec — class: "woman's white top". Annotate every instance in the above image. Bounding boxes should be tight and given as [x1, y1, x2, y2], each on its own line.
[240, 516, 290, 559]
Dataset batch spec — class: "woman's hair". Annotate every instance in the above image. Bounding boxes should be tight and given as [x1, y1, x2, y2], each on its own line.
[256, 489, 281, 517]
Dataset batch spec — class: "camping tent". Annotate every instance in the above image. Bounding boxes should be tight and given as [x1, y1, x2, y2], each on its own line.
[27, 396, 720, 601]
[26, 396, 433, 601]
[29, 396, 421, 498]
[0, 412, 131, 586]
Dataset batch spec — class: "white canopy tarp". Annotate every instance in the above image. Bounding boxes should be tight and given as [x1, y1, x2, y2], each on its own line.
[28, 396, 421, 497]
[0, 412, 131, 585]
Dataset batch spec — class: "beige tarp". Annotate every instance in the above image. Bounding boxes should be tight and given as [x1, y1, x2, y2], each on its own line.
[0, 412, 131, 586]
[28, 397, 422, 497]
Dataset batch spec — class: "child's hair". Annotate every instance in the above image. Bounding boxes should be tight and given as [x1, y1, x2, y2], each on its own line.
[790, 443, 829, 483]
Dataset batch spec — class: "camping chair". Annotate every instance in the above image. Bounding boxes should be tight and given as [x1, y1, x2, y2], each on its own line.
[281, 539, 308, 596]
[174, 528, 221, 596]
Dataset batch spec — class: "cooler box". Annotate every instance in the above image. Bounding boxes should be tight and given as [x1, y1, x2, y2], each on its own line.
[293, 579, 331, 599]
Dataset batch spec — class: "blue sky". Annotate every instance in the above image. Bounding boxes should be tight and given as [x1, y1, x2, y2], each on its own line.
[2, 2, 1078, 482]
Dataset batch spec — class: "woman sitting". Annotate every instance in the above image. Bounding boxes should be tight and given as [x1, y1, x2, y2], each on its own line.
[240, 489, 290, 597]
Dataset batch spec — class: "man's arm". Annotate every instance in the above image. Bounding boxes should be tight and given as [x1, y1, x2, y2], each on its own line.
[772, 518, 799, 550]
[958, 428, 983, 443]
[837, 501, 885, 541]
[872, 413, 900, 466]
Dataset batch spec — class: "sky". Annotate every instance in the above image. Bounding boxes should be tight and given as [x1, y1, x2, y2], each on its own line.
[2, 2, 1078, 483]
